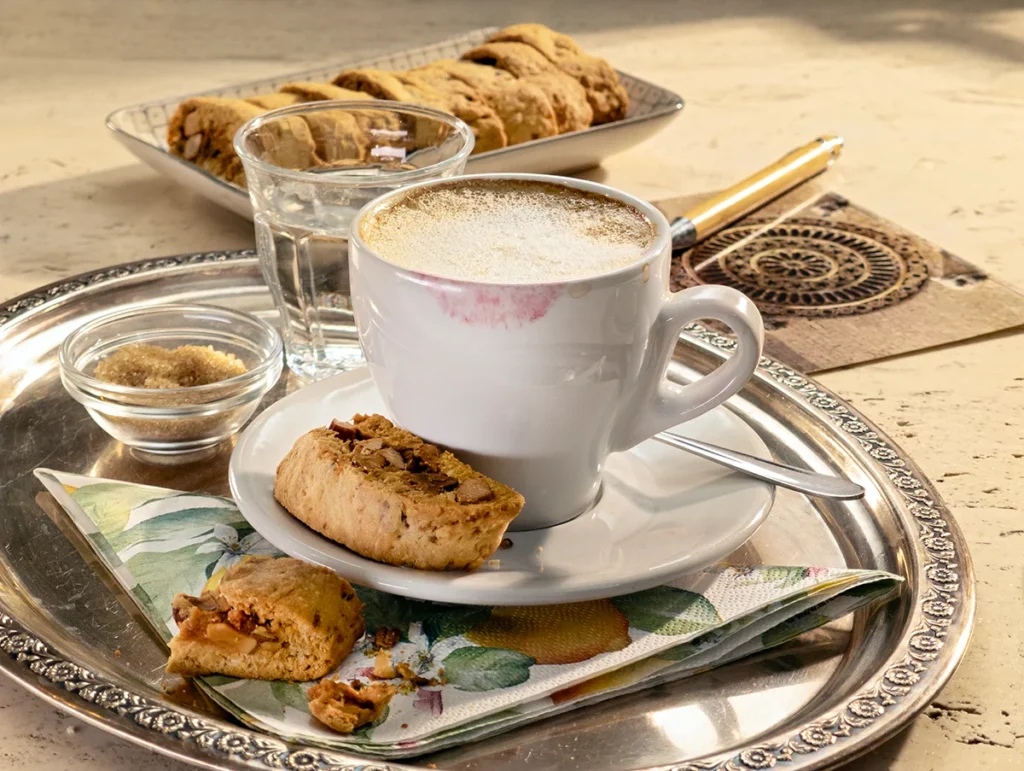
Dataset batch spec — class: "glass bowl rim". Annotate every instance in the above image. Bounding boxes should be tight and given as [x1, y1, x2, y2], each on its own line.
[58, 303, 284, 402]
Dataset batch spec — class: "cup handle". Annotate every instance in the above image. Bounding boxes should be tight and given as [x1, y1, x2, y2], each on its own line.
[610, 285, 764, 451]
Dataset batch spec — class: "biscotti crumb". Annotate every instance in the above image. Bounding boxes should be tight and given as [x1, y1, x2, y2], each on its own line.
[308, 679, 396, 733]
[374, 626, 401, 650]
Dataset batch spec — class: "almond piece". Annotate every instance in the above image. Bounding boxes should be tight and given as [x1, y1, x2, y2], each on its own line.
[183, 133, 203, 160]
[357, 438, 385, 452]
[357, 452, 387, 470]
[416, 443, 441, 470]
[455, 477, 494, 504]
[183, 110, 202, 136]
[373, 650, 397, 679]
[380, 447, 406, 469]
[329, 420, 360, 440]
[206, 622, 258, 654]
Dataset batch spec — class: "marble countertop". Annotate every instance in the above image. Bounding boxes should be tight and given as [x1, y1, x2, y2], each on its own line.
[1, 1, 1022, 768]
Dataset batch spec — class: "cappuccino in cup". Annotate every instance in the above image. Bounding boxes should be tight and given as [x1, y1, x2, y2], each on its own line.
[359, 178, 657, 283]
[350, 174, 764, 530]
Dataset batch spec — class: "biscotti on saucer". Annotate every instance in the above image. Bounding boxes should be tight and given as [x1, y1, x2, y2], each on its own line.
[274, 414, 524, 571]
[165, 556, 363, 680]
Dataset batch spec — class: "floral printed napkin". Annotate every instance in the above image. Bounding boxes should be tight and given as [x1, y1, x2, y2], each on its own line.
[36, 469, 901, 759]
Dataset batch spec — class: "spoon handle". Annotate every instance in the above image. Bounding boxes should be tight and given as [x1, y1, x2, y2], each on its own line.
[655, 430, 865, 500]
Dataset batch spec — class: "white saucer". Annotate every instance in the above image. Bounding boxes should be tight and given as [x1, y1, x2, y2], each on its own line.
[229, 370, 775, 605]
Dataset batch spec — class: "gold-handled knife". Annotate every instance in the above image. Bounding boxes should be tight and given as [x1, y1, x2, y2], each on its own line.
[670, 135, 844, 251]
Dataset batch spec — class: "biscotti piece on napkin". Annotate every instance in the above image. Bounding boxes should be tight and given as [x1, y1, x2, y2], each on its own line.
[166, 556, 363, 680]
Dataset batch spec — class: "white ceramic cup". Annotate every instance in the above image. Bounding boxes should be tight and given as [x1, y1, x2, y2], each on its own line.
[350, 174, 764, 530]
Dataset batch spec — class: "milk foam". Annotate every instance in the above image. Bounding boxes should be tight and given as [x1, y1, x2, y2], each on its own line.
[360, 180, 657, 283]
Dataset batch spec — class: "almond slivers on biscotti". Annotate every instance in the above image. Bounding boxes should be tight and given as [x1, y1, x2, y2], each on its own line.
[166, 556, 363, 680]
[274, 414, 524, 571]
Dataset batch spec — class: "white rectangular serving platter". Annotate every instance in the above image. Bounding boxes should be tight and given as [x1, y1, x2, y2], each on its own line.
[105, 27, 684, 219]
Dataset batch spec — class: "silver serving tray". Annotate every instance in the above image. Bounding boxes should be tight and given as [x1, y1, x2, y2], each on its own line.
[0, 252, 973, 771]
[106, 28, 684, 220]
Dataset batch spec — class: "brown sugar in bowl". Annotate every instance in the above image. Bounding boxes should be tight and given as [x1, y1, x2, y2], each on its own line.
[59, 304, 283, 464]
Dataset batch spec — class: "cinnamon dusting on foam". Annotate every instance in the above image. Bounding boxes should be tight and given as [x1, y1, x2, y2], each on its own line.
[359, 180, 657, 283]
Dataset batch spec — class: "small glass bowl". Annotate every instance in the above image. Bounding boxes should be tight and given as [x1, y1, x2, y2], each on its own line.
[59, 304, 283, 464]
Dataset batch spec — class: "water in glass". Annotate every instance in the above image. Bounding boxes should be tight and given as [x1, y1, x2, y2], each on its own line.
[235, 102, 474, 380]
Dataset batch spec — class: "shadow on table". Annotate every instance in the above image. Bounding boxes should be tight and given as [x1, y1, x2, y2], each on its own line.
[0, 164, 253, 297]
[4, 0, 1021, 65]
[853, 723, 916, 769]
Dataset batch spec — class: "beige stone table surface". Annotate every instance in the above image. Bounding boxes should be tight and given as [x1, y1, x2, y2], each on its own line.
[1, 0, 1022, 768]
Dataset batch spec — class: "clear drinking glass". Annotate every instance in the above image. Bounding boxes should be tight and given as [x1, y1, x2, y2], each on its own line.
[235, 101, 474, 381]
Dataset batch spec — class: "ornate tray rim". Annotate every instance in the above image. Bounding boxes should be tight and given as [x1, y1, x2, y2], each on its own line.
[0, 251, 975, 771]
